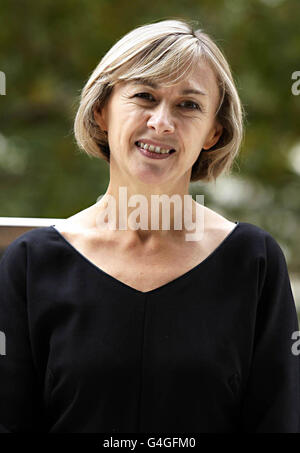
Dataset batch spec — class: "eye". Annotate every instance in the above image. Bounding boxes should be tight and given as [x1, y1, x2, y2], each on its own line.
[133, 92, 202, 112]
[179, 100, 201, 111]
[134, 92, 154, 101]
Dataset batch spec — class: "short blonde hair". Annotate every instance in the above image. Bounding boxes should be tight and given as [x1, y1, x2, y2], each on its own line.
[74, 18, 245, 182]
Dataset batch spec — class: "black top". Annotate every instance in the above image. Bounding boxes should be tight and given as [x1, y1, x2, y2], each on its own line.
[0, 221, 299, 433]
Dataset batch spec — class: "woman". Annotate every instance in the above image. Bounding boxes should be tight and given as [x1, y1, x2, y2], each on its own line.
[0, 19, 299, 433]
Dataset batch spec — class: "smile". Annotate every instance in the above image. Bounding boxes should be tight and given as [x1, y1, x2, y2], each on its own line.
[135, 141, 176, 160]
[136, 141, 176, 154]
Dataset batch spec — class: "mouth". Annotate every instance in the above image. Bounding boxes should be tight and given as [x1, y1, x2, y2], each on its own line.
[134, 141, 176, 160]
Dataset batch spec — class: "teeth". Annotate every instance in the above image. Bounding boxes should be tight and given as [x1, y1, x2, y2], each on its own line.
[137, 141, 172, 154]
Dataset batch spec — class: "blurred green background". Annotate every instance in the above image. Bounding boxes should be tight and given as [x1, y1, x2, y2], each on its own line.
[0, 0, 299, 319]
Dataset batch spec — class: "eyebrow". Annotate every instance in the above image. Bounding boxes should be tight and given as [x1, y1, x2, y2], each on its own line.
[130, 79, 208, 97]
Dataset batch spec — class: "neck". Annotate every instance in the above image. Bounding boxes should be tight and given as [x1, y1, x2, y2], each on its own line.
[93, 185, 205, 243]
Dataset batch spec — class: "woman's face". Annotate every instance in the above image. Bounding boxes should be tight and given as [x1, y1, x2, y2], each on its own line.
[94, 59, 223, 186]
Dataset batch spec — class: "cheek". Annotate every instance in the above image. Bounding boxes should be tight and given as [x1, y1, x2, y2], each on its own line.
[120, 109, 144, 132]
[183, 133, 205, 161]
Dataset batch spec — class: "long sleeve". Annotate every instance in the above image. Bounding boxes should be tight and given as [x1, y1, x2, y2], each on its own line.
[0, 239, 46, 432]
[240, 233, 300, 433]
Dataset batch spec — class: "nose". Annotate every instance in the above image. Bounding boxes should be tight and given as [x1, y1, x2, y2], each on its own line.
[146, 102, 175, 135]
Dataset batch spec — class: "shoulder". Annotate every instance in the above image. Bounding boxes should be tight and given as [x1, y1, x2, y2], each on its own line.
[205, 204, 288, 263]
[203, 206, 277, 250]
[5, 226, 54, 247]
[224, 221, 291, 300]
[237, 221, 286, 254]
[230, 221, 290, 281]
[0, 226, 56, 268]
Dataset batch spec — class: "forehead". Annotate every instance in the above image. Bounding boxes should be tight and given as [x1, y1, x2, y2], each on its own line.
[122, 60, 219, 96]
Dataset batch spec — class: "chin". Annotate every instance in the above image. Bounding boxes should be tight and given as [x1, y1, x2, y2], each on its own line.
[132, 167, 172, 186]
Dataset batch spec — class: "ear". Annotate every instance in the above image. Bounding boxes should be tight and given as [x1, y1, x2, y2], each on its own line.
[202, 121, 223, 150]
[93, 104, 107, 131]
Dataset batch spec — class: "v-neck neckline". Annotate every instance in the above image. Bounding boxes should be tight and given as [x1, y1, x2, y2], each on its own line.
[49, 221, 240, 296]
